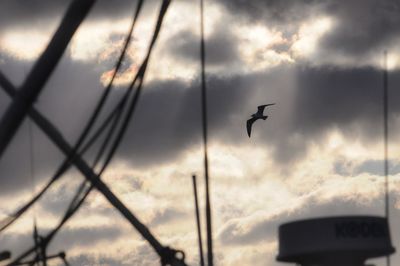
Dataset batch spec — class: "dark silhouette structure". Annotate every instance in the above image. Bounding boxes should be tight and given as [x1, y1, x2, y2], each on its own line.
[277, 216, 395, 266]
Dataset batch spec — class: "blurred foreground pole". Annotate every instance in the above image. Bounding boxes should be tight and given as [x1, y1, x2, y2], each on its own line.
[0, 251, 11, 262]
[0, 0, 96, 159]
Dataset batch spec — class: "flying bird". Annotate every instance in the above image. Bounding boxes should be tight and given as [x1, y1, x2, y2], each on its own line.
[246, 104, 275, 137]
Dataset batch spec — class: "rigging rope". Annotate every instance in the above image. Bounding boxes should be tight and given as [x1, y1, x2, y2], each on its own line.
[60, 0, 175, 228]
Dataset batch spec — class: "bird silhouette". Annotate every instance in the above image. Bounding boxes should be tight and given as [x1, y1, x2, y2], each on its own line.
[247, 104, 275, 137]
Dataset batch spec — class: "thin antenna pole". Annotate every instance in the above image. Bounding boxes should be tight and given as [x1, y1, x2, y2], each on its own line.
[383, 51, 390, 266]
[383, 51, 389, 218]
[40, 241, 47, 266]
[199, 0, 214, 265]
[33, 223, 39, 266]
[27, 119, 37, 218]
[192, 175, 205, 266]
[28, 120, 40, 266]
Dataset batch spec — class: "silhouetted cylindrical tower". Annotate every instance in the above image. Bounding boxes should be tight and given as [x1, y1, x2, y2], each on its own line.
[276, 216, 395, 266]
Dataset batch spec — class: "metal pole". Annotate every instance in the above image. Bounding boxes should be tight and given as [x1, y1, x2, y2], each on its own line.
[383, 51, 390, 266]
[192, 175, 205, 266]
[199, 0, 213, 264]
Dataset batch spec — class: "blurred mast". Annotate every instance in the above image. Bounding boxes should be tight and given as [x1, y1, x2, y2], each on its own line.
[199, 0, 214, 265]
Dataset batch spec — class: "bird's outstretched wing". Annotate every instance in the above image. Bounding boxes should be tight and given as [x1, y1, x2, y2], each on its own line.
[257, 103, 275, 115]
[246, 117, 258, 137]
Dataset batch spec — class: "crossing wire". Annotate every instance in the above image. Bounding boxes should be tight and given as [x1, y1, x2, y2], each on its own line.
[0, 0, 144, 233]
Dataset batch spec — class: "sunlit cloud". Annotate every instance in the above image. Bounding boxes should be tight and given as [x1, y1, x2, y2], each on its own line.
[0, 31, 50, 60]
[100, 64, 139, 87]
[71, 19, 150, 86]
[96, 1, 225, 84]
[291, 16, 334, 58]
[235, 24, 294, 71]
[70, 22, 119, 62]
[387, 52, 400, 71]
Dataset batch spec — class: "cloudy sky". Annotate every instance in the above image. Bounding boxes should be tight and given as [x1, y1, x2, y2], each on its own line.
[1, 0, 400, 265]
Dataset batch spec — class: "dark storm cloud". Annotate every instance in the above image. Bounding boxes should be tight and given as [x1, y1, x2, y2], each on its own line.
[0, 46, 263, 192]
[268, 66, 400, 163]
[291, 67, 400, 136]
[122, 66, 399, 166]
[320, 0, 400, 56]
[114, 73, 256, 167]
[169, 26, 240, 67]
[1, 0, 399, 186]
[2, 52, 400, 194]
[121, 66, 363, 166]
[216, 0, 323, 28]
[4, 61, 400, 195]
[217, 0, 400, 57]
[0, 53, 106, 195]
[0, 119, 65, 196]
[292, 67, 384, 135]
[0, 0, 156, 32]
[0, 0, 68, 31]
